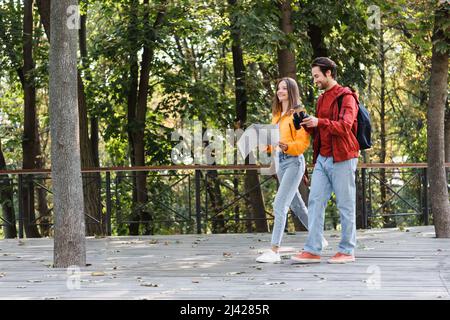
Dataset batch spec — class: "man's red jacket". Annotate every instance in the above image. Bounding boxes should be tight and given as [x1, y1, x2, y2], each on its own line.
[306, 85, 360, 164]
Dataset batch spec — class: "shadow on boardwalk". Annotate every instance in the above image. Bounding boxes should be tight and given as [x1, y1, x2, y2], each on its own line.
[0, 226, 449, 300]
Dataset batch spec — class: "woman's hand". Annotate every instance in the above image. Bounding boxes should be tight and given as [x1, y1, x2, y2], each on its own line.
[278, 142, 288, 152]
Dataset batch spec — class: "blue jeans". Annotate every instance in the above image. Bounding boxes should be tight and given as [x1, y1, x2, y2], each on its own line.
[271, 153, 308, 247]
[303, 154, 358, 255]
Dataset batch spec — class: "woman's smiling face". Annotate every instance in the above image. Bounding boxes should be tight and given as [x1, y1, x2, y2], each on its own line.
[277, 80, 289, 102]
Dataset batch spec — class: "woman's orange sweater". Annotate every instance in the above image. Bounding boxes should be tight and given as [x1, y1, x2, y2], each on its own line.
[268, 112, 310, 156]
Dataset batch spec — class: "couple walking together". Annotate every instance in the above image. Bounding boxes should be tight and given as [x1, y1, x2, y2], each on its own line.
[256, 57, 360, 265]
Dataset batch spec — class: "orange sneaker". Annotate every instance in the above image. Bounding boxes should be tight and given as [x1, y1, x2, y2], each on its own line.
[327, 252, 355, 264]
[290, 251, 321, 264]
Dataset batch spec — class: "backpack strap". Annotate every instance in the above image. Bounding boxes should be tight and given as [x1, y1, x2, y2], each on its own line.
[336, 94, 345, 121]
[336, 92, 358, 120]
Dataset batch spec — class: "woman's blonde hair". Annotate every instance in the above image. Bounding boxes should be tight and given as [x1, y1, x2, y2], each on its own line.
[272, 77, 304, 117]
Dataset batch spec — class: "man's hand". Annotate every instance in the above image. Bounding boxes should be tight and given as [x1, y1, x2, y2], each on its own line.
[301, 116, 319, 128]
[278, 142, 288, 152]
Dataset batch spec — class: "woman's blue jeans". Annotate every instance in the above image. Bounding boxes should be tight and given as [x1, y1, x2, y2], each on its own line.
[271, 153, 308, 247]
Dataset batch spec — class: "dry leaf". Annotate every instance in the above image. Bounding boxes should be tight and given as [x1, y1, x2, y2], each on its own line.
[264, 281, 285, 285]
[140, 283, 159, 287]
[91, 272, 106, 276]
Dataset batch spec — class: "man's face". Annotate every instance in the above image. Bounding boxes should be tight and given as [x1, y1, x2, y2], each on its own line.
[311, 66, 329, 90]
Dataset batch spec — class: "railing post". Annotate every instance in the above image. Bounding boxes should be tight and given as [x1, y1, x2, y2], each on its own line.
[362, 167, 368, 229]
[115, 172, 123, 232]
[105, 171, 112, 236]
[195, 169, 202, 234]
[422, 168, 429, 226]
[17, 174, 24, 239]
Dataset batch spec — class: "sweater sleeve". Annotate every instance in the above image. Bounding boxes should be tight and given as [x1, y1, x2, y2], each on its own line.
[317, 94, 357, 137]
[285, 126, 310, 156]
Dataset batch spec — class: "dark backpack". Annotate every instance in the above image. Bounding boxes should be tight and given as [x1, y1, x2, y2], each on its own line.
[337, 94, 372, 150]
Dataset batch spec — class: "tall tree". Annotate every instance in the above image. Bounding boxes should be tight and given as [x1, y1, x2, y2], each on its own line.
[427, 3, 450, 238]
[37, 0, 102, 236]
[378, 23, 392, 227]
[445, 100, 450, 176]
[50, 0, 86, 267]
[276, 0, 296, 79]
[19, 0, 41, 237]
[228, 0, 267, 233]
[127, 0, 167, 235]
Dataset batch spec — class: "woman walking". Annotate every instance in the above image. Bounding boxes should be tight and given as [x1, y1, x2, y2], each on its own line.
[256, 77, 327, 263]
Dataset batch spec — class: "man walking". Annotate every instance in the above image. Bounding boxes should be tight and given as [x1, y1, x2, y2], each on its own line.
[292, 57, 359, 264]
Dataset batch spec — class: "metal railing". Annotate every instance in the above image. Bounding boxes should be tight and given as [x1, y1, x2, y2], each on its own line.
[1, 163, 449, 238]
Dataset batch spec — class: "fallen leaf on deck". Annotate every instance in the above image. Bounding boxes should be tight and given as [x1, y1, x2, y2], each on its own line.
[140, 283, 159, 287]
[91, 272, 106, 276]
[264, 281, 285, 285]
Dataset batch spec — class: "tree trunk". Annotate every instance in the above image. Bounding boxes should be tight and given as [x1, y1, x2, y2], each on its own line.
[50, 0, 86, 267]
[126, 0, 140, 235]
[207, 170, 226, 233]
[37, 0, 102, 236]
[126, 0, 167, 235]
[277, 0, 296, 79]
[77, 9, 102, 236]
[428, 5, 450, 238]
[0, 142, 17, 238]
[306, 22, 328, 108]
[22, 0, 41, 238]
[133, 0, 152, 235]
[445, 99, 450, 177]
[36, 152, 51, 237]
[379, 26, 391, 227]
[307, 23, 328, 58]
[228, 0, 267, 233]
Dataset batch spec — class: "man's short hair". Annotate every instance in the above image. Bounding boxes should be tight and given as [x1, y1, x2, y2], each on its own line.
[311, 57, 337, 79]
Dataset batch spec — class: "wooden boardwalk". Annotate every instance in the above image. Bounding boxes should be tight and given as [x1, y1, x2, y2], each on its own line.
[0, 226, 449, 300]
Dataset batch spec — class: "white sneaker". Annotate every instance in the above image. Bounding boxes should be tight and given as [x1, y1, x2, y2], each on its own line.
[256, 250, 281, 263]
[322, 237, 329, 249]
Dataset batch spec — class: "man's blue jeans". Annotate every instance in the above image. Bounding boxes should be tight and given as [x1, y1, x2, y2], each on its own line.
[271, 153, 308, 247]
[303, 154, 358, 255]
